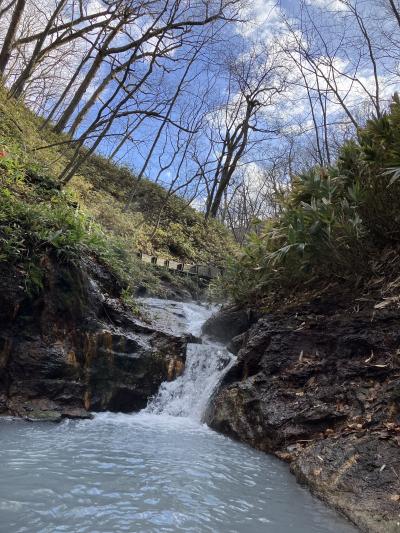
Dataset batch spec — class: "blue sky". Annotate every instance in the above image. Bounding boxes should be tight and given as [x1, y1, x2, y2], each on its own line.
[58, 0, 400, 204]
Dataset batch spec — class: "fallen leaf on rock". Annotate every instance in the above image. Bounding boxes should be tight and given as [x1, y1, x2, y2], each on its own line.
[336, 401, 346, 411]
[275, 451, 293, 462]
[365, 351, 374, 363]
[390, 494, 400, 502]
[384, 422, 397, 429]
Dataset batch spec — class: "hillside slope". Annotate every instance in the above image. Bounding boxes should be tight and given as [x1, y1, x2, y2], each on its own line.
[0, 85, 235, 301]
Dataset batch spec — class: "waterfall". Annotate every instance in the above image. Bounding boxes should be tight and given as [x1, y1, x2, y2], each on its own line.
[141, 299, 236, 421]
[146, 341, 235, 420]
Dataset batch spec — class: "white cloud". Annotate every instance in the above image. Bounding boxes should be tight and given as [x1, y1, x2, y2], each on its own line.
[237, 0, 284, 41]
[304, 0, 348, 11]
[87, 0, 105, 16]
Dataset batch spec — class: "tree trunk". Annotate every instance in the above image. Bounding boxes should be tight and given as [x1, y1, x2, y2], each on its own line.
[42, 32, 102, 129]
[10, 0, 67, 97]
[53, 21, 123, 134]
[0, 0, 26, 76]
[0, 0, 17, 19]
[387, 0, 400, 28]
[52, 51, 105, 133]
[68, 68, 114, 137]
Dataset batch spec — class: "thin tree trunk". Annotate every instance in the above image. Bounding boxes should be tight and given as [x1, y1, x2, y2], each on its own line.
[68, 47, 151, 136]
[315, 75, 331, 165]
[53, 50, 106, 133]
[10, 0, 67, 97]
[387, 0, 400, 28]
[124, 49, 201, 210]
[108, 114, 147, 161]
[58, 34, 159, 183]
[209, 122, 250, 218]
[60, 123, 110, 184]
[305, 78, 324, 165]
[42, 32, 102, 128]
[68, 66, 115, 137]
[0, 0, 17, 19]
[0, 0, 26, 76]
[53, 20, 123, 133]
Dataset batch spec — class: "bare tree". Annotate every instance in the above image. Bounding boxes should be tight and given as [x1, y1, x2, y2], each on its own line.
[0, 0, 26, 76]
[200, 46, 285, 218]
[53, 0, 242, 133]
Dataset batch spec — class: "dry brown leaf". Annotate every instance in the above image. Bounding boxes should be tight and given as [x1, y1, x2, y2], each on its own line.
[365, 351, 374, 363]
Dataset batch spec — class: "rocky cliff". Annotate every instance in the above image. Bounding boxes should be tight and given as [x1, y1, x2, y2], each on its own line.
[203, 303, 400, 532]
[0, 254, 189, 421]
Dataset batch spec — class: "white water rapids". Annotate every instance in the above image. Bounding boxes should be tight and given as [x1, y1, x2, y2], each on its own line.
[0, 299, 357, 533]
[142, 299, 235, 420]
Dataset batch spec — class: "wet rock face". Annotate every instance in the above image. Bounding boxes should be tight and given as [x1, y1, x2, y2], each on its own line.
[202, 306, 256, 344]
[292, 435, 400, 533]
[0, 255, 187, 420]
[205, 306, 400, 532]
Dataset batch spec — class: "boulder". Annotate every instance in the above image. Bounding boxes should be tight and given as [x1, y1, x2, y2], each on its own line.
[202, 305, 256, 343]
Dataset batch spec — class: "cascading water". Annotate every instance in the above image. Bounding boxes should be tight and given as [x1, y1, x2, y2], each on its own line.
[141, 298, 236, 420]
[0, 298, 357, 533]
[146, 341, 234, 419]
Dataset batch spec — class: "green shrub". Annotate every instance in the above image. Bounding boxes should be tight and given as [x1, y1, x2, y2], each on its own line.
[215, 96, 400, 305]
[355, 95, 400, 242]
[214, 168, 367, 304]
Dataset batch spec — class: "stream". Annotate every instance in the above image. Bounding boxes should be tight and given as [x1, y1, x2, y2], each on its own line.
[0, 299, 356, 533]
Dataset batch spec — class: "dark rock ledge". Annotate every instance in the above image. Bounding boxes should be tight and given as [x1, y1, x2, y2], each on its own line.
[0, 255, 188, 421]
[203, 305, 400, 532]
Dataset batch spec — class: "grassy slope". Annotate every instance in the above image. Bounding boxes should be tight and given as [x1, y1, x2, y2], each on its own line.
[0, 85, 235, 299]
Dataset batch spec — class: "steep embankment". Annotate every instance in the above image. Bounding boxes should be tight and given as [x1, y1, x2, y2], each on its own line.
[203, 301, 400, 533]
[0, 84, 235, 300]
[200, 93, 400, 532]
[0, 252, 192, 421]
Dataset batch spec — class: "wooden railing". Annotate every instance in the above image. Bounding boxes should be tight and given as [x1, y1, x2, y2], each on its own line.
[136, 252, 222, 279]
